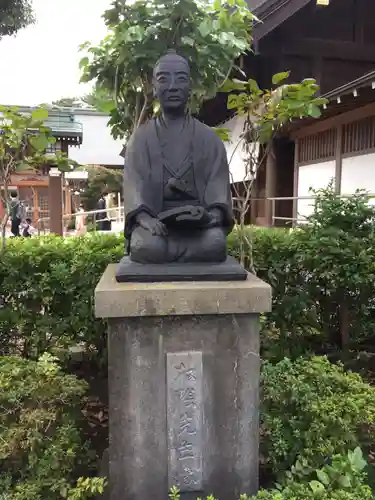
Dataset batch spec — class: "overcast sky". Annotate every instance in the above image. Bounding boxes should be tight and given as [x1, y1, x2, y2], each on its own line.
[0, 0, 112, 106]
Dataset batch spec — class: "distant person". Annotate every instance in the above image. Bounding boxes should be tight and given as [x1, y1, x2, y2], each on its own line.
[75, 204, 86, 235]
[96, 195, 107, 231]
[22, 218, 36, 238]
[9, 192, 25, 237]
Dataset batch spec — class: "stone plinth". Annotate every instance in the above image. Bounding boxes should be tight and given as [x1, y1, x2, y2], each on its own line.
[95, 265, 272, 500]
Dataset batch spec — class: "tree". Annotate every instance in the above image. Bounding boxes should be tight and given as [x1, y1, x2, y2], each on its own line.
[218, 73, 328, 268]
[81, 87, 114, 113]
[52, 97, 82, 108]
[0, 0, 34, 38]
[80, 165, 122, 210]
[79, 0, 254, 140]
[51, 89, 113, 112]
[0, 107, 77, 250]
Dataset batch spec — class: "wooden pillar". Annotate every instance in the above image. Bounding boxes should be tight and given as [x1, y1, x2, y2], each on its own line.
[49, 170, 63, 236]
[335, 125, 343, 194]
[65, 185, 72, 216]
[293, 140, 299, 222]
[265, 143, 277, 226]
[250, 176, 258, 225]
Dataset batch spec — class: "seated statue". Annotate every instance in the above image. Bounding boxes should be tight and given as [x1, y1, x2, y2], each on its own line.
[122, 49, 234, 265]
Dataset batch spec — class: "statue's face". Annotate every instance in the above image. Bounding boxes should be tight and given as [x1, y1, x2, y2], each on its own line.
[153, 58, 190, 113]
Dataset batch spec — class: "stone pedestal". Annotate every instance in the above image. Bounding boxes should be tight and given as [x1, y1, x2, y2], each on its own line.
[95, 265, 272, 500]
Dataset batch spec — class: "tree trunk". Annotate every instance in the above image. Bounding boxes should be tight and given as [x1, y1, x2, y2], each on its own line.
[136, 93, 153, 129]
[0, 182, 9, 253]
[239, 203, 246, 267]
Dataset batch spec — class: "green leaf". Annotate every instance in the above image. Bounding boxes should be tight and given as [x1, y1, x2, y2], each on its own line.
[29, 134, 51, 151]
[31, 108, 48, 120]
[247, 78, 260, 93]
[198, 20, 211, 37]
[212, 127, 230, 142]
[227, 94, 239, 110]
[231, 80, 248, 92]
[307, 103, 322, 118]
[220, 79, 242, 93]
[79, 56, 89, 69]
[303, 78, 317, 85]
[16, 162, 31, 173]
[316, 470, 330, 485]
[338, 474, 351, 488]
[309, 480, 325, 494]
[272, 71, 290, 85]
[350, 446, 367, 471]
[181, 36, 194, 46]
[313, 97, 329, 106]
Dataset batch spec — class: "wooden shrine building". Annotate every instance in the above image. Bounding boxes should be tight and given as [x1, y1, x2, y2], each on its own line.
[289, 69, 375, 222]
[0, 108, 83, 234]
[201, 0, 375, 225]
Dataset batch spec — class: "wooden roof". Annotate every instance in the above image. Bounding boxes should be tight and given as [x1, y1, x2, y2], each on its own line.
[251, 0, 314, 44]
[1, 106, 83, 145]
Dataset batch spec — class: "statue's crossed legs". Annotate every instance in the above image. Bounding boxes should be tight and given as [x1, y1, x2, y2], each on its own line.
[130, 226, 227, 264]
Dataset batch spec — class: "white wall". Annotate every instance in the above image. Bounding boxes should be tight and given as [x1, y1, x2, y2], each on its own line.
[219, 115, 259, 184]
[69, 112, 124, 166]
[297, 160, 336, 219]
[341, 154, 375, 202]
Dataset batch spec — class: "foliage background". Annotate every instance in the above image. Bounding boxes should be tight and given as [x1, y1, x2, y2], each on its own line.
[0, 0, 34, 38]
[80, 0, 254, 139]
[2, 187, 375, 364]
[2, 189, 375, 496]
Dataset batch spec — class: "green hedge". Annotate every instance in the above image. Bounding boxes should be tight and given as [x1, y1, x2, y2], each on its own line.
[0, 354, 106, 499]
[0, 234, 123, 363]
[169, 448, 374, 499]
[1, 188, 375, 497]
[2, 351, 373, 497]
[1, 188, 375, 363]
[261, 357, 375, 476]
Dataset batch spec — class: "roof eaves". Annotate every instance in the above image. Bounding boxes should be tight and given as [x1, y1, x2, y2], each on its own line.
[252, 0, 312, 43]
[322, 69, 375, 101]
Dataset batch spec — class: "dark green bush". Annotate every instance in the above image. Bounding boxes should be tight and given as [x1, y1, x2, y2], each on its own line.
[261, 356, 375, 476]
[0, 227, 312, 365]
[0, 353, 105, 499]
[1, 188, 375, 497]
[252, 447, 373, 499]
[0, 233, 123, 363]
[169, 448, 373, 499]
[232, 188, 375, 358]
[2, 187, 374, 364]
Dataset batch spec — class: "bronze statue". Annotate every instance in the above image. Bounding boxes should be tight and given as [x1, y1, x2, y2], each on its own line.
[116, 49, 246, 281]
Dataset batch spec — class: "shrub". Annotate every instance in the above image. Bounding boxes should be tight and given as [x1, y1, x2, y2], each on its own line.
[0, 233, 123, 363]
[261, 356, 375, 476]
[294, 187, 375, 350]
[2, 187, 375, 366]
[168, 449, 373, 499]
[0, 353, 105, 499]
[252, 448, 373, 499]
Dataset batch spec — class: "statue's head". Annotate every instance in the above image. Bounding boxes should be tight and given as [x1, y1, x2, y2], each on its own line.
[153, 49, 191, 114]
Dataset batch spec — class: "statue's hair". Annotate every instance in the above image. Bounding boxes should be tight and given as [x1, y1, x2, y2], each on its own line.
[153, 49, 190, 75]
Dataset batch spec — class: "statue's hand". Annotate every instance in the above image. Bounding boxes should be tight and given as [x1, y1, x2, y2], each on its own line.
[136, 212, 168, 236]
[206, 208, 223, 228]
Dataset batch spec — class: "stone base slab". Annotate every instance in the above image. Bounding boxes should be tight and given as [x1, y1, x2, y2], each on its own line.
[95, 264, 271, 318]
[115, 256, 247, 283]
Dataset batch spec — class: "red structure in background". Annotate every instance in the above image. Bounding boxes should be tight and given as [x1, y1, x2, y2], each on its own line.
[0, 107, 83, 234]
